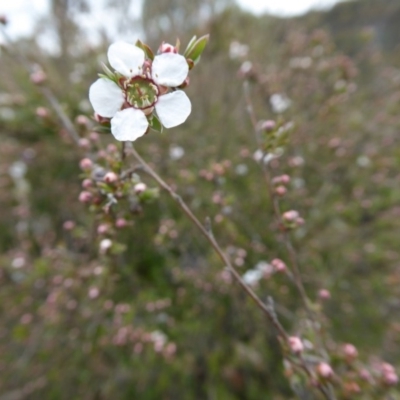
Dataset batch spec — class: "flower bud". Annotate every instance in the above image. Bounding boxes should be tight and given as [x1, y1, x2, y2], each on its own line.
[79, 158, 93, 171]
[97, 224, 109, 235]
[107, 144, 118, 153]
[343, 343, 358, 361]
[78, 138, 91, 149]
[30, 70, 47, 85]
[288, 336, 304, 353]
[238, 61, 253, 78]
[383, 371, 399, 386]
[88, 287, 100, 299]
[134, 182, 147, 194]
[99, 238, 112, 254]
[260, 120, 276, 132]
[271, 258, 287, 273]
[89, 131, 99, 142]
[104, 172, 118, 184]
[63, 220, 75, 231]
[79, 191, 93, 203]
[0, 15, 8, 25]
[115, 218, 128, 229]
[82, 179, 93, 189]
[282, 210, 299, 222]
[344, 382, 361, 394]
[318, 289, 331, 300]
[76, 115, 89, 126]
[36, 107, 49, 118]
[158, 42, 178, 54]
[317, 362, 333, 379]
[274, 185, 287, 197]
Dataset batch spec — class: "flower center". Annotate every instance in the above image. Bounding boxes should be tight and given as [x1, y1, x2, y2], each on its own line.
[125, 77, 159, 109]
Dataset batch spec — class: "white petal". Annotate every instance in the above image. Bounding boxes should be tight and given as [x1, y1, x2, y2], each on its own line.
[155, 91, 191, 128]
[111, 108, 148, 141]
[152, 53, 188, 87]
[89, 79, 124, 118]
[108, 42, 145, 78]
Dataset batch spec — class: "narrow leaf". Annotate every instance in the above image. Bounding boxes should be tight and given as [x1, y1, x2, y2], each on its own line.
[183, 35, 197, 57]
[185, 34, 209, 64]
[135, 39, 154, 60]
[149, 114, 163, 133]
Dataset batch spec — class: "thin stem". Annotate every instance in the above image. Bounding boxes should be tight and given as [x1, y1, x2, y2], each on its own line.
[129, 145, 289, 340]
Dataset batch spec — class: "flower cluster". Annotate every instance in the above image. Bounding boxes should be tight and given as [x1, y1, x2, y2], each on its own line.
[89, 36, 208, 142]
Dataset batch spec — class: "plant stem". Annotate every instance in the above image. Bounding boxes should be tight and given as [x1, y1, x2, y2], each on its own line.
[129, 145, 289, 340]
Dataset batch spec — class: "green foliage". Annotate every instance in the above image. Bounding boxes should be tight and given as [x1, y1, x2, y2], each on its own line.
[0, 0, 400, 399]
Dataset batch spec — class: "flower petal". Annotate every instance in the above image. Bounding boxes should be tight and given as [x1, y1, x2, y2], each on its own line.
[152, 53, 188, 87]
[89, 79, 124, 118]
[108, 42, 145, 78]
[111, 108, 149, 141]
[155, 90, 191, 128]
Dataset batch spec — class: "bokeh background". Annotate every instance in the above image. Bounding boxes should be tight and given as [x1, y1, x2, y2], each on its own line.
[1, 0, 400, 398]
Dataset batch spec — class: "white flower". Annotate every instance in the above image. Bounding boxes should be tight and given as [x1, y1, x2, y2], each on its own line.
[270, 93, 291, 114]
[242, 269, 263, 286]
[89, 42, 191, 142]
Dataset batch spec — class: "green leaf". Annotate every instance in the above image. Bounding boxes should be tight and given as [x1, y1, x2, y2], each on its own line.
[149, 114, 163, 133]
[185, 34, 209, 65]
[135, 39, 154, 60]
[99, 63, 119, 84]
[184, 35, 197, 57]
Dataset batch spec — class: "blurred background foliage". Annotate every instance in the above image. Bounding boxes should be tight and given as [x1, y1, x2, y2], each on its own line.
[1, 0, 400, 398]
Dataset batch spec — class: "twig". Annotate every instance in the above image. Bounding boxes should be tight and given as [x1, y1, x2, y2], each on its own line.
[129, 145, 289, 340]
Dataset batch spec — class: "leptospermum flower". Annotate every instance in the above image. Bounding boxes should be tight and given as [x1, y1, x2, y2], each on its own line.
[89, 42, 191, 141]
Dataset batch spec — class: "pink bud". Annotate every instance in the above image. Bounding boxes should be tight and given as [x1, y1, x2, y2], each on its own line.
[107, 144, 118, 153]
[260, 120, 276, 132]
[282, 210, 299, 222]
[134, 182, 147, 194]
[383, 372, 399, 386]
[359, 368, 372, 382]
[159, 42, 178, 54]
[343, 343, 358, 361]
[115, 218, 128, 229]
[296, 217, 305, 226]
[88, 287, 99, 299]
[344, 382, 361, 394]
[63, 220, 75, 231]
[35, 107, 49, 118]
[79, 158, 93, 171]
[274, 185, 287, 196]
[288, 336, 304, 353]
[76, 115, 89, 126]
[317, 362, 333, 379]
[381, 362, 396, 374]
[89, 131, 99, 142]
[79, 191, 92, 203]
[271, 258, 287, 273]
[104, 172, 118, 184]
[82, 179, 93, 189]
[280, 174, 291, 185]
[97, 224, 109, 235]
[30, 70, 47, 85]
[318, 289, 331, 300]
[78, 138, 91, 149]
